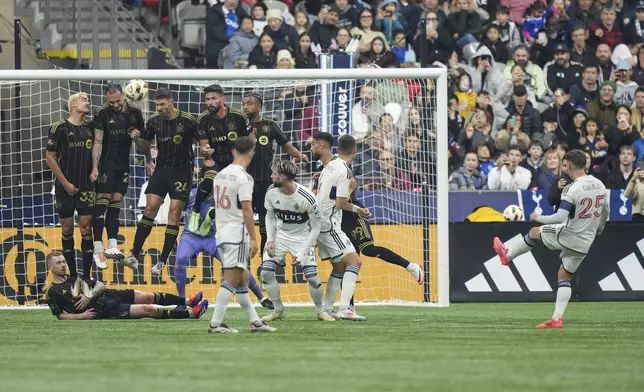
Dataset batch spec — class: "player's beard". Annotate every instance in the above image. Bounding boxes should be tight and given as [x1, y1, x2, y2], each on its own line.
[207, 104, 220, 112]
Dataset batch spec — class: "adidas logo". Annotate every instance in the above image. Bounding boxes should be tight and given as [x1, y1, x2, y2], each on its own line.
[465, 235, 552, 292]
[68, 131, 74, 136]
[209, 126, 215, 131]
[275, 200, 280, 204]
[109, 119, 115, 124]
[598, 238, 644, 291]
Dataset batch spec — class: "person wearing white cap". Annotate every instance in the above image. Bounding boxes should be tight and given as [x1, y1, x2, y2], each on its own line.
[276, 49, 295, 69]
[614, 59, 639, 106]
[264, 8, 299, 52]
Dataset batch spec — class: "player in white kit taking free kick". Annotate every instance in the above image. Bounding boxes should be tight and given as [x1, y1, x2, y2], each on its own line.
[493, 150, 609, 329]
[311, 133, 370, 321]
[260, 160, 336, 322]
[207, 136, 276, 334]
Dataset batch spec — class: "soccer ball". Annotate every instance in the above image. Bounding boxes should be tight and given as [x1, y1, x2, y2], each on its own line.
[503, 205, 524, 222]
[124, 79, 148, 101]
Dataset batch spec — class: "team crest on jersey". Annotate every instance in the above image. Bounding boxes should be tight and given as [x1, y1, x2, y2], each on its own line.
[173, 135, 183, 144]
[259, 135, 269, 145]
[85, 139, 93, 149]
[228, 131, 238, 141]
[177, 122, 184, 133]
[293, 203, 300, 210]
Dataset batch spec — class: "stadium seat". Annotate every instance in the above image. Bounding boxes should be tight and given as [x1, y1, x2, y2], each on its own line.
[176, 1, 205, 52]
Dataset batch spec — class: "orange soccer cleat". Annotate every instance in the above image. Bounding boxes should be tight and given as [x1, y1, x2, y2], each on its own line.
[493, 237, 510, 266]
[536, 318, 564, 329]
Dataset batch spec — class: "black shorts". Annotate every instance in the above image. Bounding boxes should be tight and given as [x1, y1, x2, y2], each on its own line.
[146, 167, 192, 203]
[253, 182, 271, 221]
[341, 212, 374, 254]
[55, 187, 95, 219]
[95, 289, 135, 320]
[96, 169, 129, 195]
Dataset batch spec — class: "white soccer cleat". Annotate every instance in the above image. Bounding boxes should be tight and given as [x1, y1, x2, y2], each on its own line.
[104, 247, 124, 262]
[151, 262, 165, 277]
[317, 310, 336, 321]
[121, 255, 139, 270]
[250, 321, 277, 333]
[80, 278, 93, 298]
[93, 253, 108, 270]
[71, 277, 82, 297]
[208, 324, 239, 334]
[407, 262, 424, 285]
[336, 309, 366, 321]
[261, 310, 285, 323]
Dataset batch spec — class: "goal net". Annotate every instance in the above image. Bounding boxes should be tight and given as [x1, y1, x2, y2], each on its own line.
[0, 68, 449, 307]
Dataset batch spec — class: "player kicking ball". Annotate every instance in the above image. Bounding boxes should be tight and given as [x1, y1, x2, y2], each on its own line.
[208, 137, 276, 333]
[45, 251, 208, 320]
[261, 160, 335, 322]
[493, 150, 608, 329]
[175, 185, 274, 310]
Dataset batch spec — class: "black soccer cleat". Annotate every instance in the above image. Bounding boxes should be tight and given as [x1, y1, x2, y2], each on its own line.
[260, 297, 274, 310]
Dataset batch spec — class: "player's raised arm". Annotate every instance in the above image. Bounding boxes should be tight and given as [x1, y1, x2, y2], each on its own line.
[532, 184, 574, 224]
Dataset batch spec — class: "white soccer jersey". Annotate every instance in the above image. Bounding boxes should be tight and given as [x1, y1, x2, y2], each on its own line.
[213, 164, 254, 244]
[265, 182, 320, 240]
[316, 157, 352, 232]
[558, 174, 608, 253]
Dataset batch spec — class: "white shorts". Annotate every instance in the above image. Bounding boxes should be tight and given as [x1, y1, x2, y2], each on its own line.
[317, 228, 356, 263]
[262, 238, 317, 267]
[216, 231, 250, 270]
[540, 224, 586, 273]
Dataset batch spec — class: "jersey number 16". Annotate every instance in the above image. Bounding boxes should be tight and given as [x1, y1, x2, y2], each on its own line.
[215, 185, 231, 210]
[577, 195, 605, 219]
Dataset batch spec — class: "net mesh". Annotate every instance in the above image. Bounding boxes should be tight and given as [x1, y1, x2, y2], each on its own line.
[0, 72, 439, 306]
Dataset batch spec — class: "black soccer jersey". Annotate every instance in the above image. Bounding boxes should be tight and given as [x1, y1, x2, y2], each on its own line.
[144, 110, 198, 169]
[91, 103, 145, 171]
[46, 280, 101, 316]
[198, 107, 251, 169]
[247, 118, 289, 182]
[46, 120, 94, 190]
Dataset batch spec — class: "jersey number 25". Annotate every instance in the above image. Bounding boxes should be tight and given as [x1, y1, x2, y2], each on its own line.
[577, 195, 605, 219]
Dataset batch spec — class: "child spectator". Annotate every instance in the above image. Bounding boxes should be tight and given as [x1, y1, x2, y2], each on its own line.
[367, 36, 399, 68]
[521, 140, 545, 185]
[454, 72, 477, 120]
[223, 16, 257, 69]
[500, 0, 534, 25]
[523, 1, 555, 44]
[581, 117, 608, 167]
[294, 10, 311, 35]
[477, 144, 496, 175]
[493, 6, 522, 51]
[391, 29, 417, 65]
[376, 0, 406, 45]
[251, 2, 267, 37]
[482, 25, 509, 64]
[247, 32, 277, 69]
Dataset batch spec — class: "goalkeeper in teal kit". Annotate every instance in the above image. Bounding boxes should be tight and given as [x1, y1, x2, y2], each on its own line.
[175, 187, 274, 309]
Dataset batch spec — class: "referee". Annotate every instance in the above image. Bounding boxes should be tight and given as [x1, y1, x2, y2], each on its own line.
[189, 84, 251, 233]
[45, 92, 95, 290]
[242, 92, 308, 255]
[124, 88, 199, 277]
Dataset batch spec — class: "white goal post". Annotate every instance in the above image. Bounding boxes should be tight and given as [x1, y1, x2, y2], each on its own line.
[0, 67, 449, 307]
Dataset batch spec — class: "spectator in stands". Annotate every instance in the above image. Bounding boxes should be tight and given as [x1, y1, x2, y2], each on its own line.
[354, 128, 389, 188]
[543, 44, 584, 96]
[501, 84, 543, 139]
[631, 87, 644, 135]
[570, 25, 595, 66]
[566, 106, 588, 151]
[279, 84, 309, 141]
[247, 32, 277, 69]
[487, 146, 532, 190]
[391, 29, 416, 65]
[407, 106, 428, 140]
[294, 10, 311, 35]
[604, 145, 636, 189]
[547, 155, 571, 210]
[534, 106, 559, 149]
[625, 1, 644, 45]
[492, 6, 521, 51]
[521, 140, 545, 184]
[614, 60, 639, 106]
[352, 84, 377, 142]
[264, 9, 299, 52]
[458, 109, 495, 155]
[449, 151, 488, 190]
[567, 0, 600, 32]
[331, 28, 353, 54]
[448, 0, 483, 44]
[481, 24, 509, 64]
[496, 64, 537, 108]
[543, 87, 574, 141]
[376, 0, 407, 44]
[453, 71, 477, 120]
[251, 2, 267, 36]
[276, 49, 295, 69]
[335, 0, 359, 29]
[223, 16, 258, 69]
[352, 8, 387, 53]
[366, 37, 399, 68]
[595, 43, 614, 82]
[586, 80, 618, 128]
[398, 132, 427, 189]
[500, 0, 532, 25]
[503, 45, 547, 101]
[522, 1, 552, 45]
[414, 10, 453, 66]
[205, 0, 249, 68]
[589, 6, 623, 51]
[496, 114, 531, 152]
[459, 44, 504, 96]
[375, 149, 412, 190]
[399, 0, 425, 32]
[609, 105, 642, 152]
[295, 33, 316, 68]
[309, 5, 340, 51]
[582, 117, 609, 167]
[625, 167, 644, 221]
[536, 148, 562, 189]
[569, 64, 600, 106]
[477, 144, 495, 175]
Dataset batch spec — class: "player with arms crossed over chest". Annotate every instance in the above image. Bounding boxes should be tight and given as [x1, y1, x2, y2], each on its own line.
[260, 160, 335, 322]
[188, 84, 251, 233]
[45, 251, 208, 321]
[208, 137, 276, 333]
[90, 84, 146, 268]
[46, 92, 96, 291]
[493, 150, 609, 329]
[242, 92, 308, 256]
[312, 133, 370, 321]
[123, 88, 199, 277]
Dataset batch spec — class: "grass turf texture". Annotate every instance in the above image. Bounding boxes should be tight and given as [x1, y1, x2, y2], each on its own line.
[0, 303, 642, 392]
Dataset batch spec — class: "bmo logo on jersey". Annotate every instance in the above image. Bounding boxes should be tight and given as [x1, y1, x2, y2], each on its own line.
[274, 209, 309, 224]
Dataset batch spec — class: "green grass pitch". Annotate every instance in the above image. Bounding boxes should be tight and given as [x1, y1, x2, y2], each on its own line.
[1, 303, 643, 392]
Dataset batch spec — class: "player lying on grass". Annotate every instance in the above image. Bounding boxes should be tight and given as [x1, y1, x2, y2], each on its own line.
[493, 150, 608, 329]
[260, 160, 335, 322]
[176, 185, 274, 310]
[45, 251, 209, 320]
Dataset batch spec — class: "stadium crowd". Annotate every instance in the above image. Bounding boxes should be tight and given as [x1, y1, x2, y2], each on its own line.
[139, 0, 644, 217]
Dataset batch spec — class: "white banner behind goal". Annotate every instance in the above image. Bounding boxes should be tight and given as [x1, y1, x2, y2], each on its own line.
[0, 68, 448, 307]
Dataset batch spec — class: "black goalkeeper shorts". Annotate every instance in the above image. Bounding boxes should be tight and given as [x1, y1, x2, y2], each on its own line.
[146, 168, 192, 203]
[95, 169, 129, 195]
[95, 289, 135, 320]
[341, 212, 374, 255]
